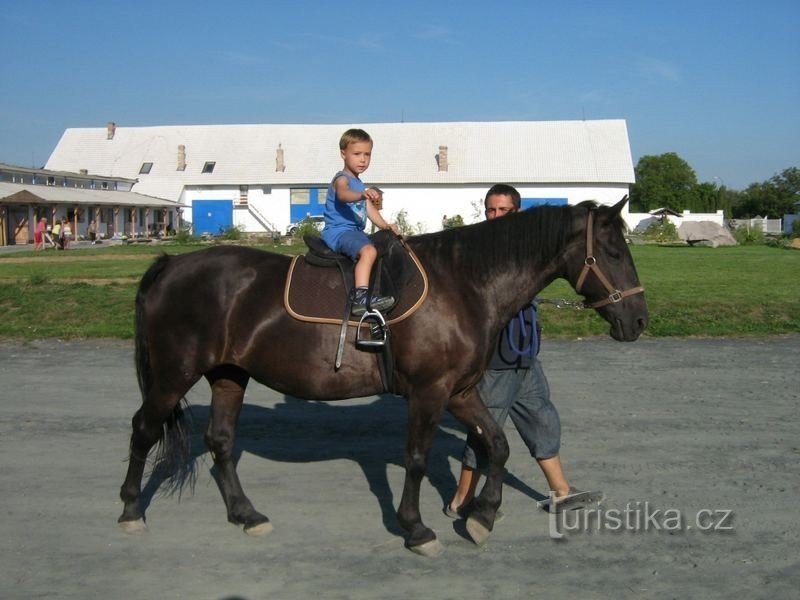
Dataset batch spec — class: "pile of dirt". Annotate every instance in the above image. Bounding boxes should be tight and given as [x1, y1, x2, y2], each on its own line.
[677, 221, 737, 247]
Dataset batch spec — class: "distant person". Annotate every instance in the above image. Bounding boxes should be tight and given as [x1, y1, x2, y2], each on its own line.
[88, 220, 98, 244]
[52, 220, 62, 250]
[44, 221, 56, 249]
[320, 128, 400, 316]
[61, 218, 72, 250]
[33, 217, 47, 251]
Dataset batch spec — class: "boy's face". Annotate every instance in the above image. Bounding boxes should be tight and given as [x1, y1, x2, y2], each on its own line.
[341, 140, 373, 176]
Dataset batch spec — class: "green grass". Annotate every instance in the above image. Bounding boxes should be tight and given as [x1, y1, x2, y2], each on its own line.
[1, 243, 798, 340]
[537, 245, 800, 337]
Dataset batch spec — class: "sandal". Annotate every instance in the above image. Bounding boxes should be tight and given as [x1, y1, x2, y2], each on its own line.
[538, 487, 604, 514]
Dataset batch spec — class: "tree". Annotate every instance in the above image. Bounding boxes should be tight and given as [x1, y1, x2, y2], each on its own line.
[733, 167, 800, 218]
[630, 153, 698, 213]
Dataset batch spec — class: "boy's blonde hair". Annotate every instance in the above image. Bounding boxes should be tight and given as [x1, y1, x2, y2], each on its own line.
[339, 128, 372, 150]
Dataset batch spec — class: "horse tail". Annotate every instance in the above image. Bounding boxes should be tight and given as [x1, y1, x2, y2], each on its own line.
[134, 253, 196, 496]
[135, 253, 169, 400]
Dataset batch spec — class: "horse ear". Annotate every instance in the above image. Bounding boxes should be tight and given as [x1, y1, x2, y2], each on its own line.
[611, 195, 629, 215]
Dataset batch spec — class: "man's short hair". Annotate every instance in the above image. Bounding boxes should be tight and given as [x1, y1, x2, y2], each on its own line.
[340, 128, 373, 150]
[485, 184, 521, 209]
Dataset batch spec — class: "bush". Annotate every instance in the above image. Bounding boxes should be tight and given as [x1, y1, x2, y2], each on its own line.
[220, 225, 244, 240]
[173, 227, 197, 244]
[642, 220, 680, 243]
[393, 209, 426, 236]
[294, 220, 322, 238]
[734, 223, 765, 245]
[444, 214, 464, 228]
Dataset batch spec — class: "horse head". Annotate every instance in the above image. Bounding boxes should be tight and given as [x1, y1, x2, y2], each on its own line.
[565, 197, 648, 341]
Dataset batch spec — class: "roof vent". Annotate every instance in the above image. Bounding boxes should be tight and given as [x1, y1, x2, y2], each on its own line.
[79, 169, 88, 175]
[436, 145, 448, 172]
[177, 145, 186, 171]
[106, 122, 116, 140]
[276, 144, 285, 172]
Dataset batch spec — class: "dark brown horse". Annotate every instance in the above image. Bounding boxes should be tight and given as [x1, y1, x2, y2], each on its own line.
[118, 197, 647, 556]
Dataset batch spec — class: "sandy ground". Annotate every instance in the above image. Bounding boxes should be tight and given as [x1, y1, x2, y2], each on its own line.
[1, 336, 798, 599]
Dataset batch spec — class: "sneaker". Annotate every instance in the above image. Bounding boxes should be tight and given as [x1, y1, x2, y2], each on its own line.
[350, 287, 395, 316]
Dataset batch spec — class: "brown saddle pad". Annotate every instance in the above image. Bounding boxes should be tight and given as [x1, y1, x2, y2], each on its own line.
[284, 246, 428, 325]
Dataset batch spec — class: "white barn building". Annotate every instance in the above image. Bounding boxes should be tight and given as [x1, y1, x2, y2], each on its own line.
[46, 119, 636, 236]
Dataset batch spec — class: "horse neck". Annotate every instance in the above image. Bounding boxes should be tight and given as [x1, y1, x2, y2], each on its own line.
[408, 212, 573, 323]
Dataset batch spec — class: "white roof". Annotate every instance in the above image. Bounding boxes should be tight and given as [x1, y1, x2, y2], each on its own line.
[45, 120, 634, 201]
[0, 182, 181, 207]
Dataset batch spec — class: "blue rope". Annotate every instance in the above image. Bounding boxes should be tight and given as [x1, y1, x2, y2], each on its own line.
[506, 304, 537, 358]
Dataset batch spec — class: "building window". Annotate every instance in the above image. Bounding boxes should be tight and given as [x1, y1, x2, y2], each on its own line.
[290, 188, 310, 205]
[101, 181, 109, 190]
[202, 161, 216, 174]
[139, 162, 153, 174]
[47, 176, 55, 186]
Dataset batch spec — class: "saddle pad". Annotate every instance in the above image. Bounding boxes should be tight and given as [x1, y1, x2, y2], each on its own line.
[284, 248, 428, 325]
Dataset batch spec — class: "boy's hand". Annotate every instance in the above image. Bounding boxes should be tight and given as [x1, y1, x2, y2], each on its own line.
[386, 223, 401, 235]
[364, 187, 382, 201]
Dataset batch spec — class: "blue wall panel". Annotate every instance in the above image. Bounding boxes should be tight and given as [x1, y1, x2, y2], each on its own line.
[521, 197, 568, 210]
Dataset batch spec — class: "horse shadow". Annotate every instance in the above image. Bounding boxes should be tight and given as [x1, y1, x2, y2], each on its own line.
[139, 394, 543, 537]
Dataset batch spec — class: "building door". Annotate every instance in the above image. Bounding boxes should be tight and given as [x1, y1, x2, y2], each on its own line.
[9, 208, 29, 245]
[192, 200, 233, 236]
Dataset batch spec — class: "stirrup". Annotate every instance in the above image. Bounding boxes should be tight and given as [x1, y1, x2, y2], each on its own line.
[356, 309, 389, 347]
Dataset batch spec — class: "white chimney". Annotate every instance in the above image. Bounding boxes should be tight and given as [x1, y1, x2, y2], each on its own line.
[437, 145, 448, 172]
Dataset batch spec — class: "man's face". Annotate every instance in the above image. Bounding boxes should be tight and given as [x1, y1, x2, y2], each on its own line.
[484, 193, 517, 221]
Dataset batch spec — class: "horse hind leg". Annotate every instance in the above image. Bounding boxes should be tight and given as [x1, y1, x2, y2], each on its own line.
[205, 365, 272, 536]
[118, 393, 191, 533]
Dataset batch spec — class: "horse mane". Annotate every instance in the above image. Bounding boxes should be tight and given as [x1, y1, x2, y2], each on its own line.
[409, 204, 582, 283]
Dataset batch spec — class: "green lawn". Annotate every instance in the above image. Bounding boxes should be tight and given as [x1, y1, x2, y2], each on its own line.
[1, 243, 798, 339]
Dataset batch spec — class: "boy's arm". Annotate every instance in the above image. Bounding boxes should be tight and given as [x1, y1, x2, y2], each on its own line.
[333, 175, 367, 203]
[366, 198, 400, 234]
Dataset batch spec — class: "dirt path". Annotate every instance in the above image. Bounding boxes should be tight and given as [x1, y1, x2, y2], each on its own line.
[0, 336, 798, 599]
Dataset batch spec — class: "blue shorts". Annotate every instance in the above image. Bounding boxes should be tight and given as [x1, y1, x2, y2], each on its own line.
[462, 359, 561, 469]
[325, 229, 372, 261]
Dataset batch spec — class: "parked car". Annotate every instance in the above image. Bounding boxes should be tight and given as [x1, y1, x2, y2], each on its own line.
[286, 215, 324, 236]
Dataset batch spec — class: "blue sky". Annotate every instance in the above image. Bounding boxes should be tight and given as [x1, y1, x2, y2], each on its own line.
[1, 0, 797, 190]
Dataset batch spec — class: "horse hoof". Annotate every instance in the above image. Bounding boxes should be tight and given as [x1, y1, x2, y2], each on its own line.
[408, 538, 445, 557]
[244, 521, 274, 537]
[119, 519, 147, 534]
[466, 517, 492, 546]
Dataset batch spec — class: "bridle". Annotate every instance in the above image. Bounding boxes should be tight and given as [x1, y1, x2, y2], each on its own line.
[575, 209, 645, 309]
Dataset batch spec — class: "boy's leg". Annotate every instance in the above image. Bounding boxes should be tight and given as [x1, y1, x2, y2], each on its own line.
[335, 231, 395, 314]
[354, 243, 377, 287]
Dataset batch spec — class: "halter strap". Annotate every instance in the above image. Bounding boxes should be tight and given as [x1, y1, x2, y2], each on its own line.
[575, 210, 645, 309]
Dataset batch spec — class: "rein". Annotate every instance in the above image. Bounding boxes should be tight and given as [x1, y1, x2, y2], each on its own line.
[573, 209, 645, 309]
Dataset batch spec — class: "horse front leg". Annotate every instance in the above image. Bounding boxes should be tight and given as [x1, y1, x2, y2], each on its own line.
[397, 394, 446, 557]
[447, 387, 510, 546]
[205, 366, 272, 536]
